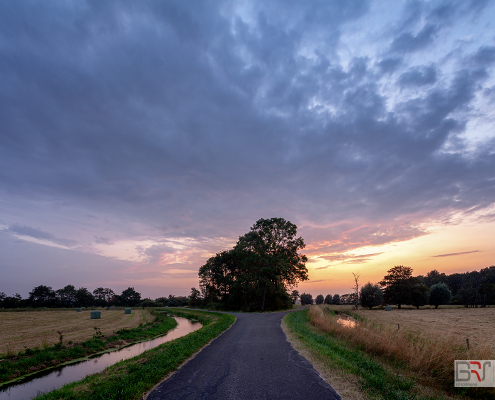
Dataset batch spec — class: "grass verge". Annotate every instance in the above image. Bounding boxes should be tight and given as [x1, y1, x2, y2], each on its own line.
[308, 305, 495, 399]
[0, 309, 177, 385]
[284, 309, 461, 400]
[32, 309, 235, 400]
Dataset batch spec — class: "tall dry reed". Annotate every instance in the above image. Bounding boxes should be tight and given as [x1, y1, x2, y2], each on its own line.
[308, 305, 494, 387]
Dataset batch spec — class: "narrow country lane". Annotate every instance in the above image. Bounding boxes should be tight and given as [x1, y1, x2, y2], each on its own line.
[147, 311, 341, 400]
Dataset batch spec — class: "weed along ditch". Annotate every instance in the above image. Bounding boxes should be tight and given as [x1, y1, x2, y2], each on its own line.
[0, 316, 201, 400]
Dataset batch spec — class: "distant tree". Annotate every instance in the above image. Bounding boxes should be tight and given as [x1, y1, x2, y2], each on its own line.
[422, 270, 448, 288]
[56, 285, 77, 307]
[315, 294, 324, 305]
[93, 287, 115, 306]
[0, 292, 6, 304]
[291, 290, 300, 304]
[332, 294, 341, 305]
[379, 266, 418, 309]
[446, 273, 464, 298]
[360, 283, 383, 310]
[429, 283, 452, 309]
[120, 287, 141, 307]
[324, 294, 332, 304]
[2, 293, 23, 308]
[340, 293, 357, 305]
[410, 284, 430, 309]
[140, 298, 158, 307]
[188, 287, 202, 307]
[29, 285, 56, 307]
[75, 287, 94, 307]
[300, 293, 313, 305]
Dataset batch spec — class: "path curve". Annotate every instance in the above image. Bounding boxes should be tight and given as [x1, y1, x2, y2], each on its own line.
[147, 311, 341, 400]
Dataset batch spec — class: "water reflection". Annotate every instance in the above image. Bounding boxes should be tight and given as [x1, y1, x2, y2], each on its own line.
[336, 317, 357, 328]
[0, 317, 201, 400]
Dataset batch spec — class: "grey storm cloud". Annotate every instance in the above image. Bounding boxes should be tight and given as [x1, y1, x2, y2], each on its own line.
[0, 0, 494, 294]
[398, 65, 437, 87]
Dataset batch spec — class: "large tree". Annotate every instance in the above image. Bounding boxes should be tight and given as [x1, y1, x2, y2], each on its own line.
[379, 266, 418, 309]
[199, 218, 308, 311]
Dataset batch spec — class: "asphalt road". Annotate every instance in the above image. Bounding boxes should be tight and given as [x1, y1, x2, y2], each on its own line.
[147, 311, 341, 400]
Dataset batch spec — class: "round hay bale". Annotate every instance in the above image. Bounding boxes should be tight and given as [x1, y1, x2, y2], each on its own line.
[124, 308, 131, 314]
[91, 310, 101, 319]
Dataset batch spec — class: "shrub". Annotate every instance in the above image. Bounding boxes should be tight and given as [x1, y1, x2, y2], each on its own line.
[429, 283, 452, 309]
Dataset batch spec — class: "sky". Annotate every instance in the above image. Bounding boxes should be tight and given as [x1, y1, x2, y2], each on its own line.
[1, 0, 495, 299]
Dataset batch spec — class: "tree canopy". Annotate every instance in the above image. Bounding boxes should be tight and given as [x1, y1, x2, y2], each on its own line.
[379, 265, 419, 309]
[199, 218, 308, 311]
[360, 282, 383, 309]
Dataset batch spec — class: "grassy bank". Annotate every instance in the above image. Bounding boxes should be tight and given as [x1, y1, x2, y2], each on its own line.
[0, 309, 177, 385]
[284, 309, 428, 400]
[32, 309, 235, 400]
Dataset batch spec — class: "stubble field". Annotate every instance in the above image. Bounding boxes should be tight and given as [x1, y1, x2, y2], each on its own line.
[0, 309, 154, 355]
[353, 306, 495, 352]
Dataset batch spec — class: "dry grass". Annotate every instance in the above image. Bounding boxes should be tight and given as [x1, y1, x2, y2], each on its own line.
[0, 309, 154, 355]
[354, 306, 495, 353]
[309, 305, 495, 390]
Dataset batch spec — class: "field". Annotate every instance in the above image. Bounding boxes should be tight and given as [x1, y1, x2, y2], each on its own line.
[0, 309, 154, 355]
[354, 305, 495, 352]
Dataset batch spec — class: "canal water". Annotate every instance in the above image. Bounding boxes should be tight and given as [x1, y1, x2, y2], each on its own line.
[0, 317, 201, 400]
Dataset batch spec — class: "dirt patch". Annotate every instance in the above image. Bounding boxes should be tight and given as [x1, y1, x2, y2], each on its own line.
[0, 309, 153, 354]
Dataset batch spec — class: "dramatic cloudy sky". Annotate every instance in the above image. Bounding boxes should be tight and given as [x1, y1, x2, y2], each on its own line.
[1, 0, 495, 298]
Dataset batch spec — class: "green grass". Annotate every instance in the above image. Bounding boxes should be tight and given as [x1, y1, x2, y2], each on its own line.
[284, 310, 443, 400]
[32, 309, 235, 400]
[0, 309, 177, 385]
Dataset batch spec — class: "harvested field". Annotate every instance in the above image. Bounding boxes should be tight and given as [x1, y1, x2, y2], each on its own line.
[0, 309, 154, 355]
[354, 306, 495, 353]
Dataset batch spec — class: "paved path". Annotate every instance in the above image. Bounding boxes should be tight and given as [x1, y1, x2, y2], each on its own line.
[147, 311, 341, 400]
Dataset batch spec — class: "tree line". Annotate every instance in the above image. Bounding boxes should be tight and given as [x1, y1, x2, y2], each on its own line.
[352, 265, 495, 310]
[0, 285, 190, 309]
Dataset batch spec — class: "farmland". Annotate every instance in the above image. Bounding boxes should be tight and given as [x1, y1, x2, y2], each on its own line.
[0, 308, 154, 355]
[354, 305, 495, 352]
